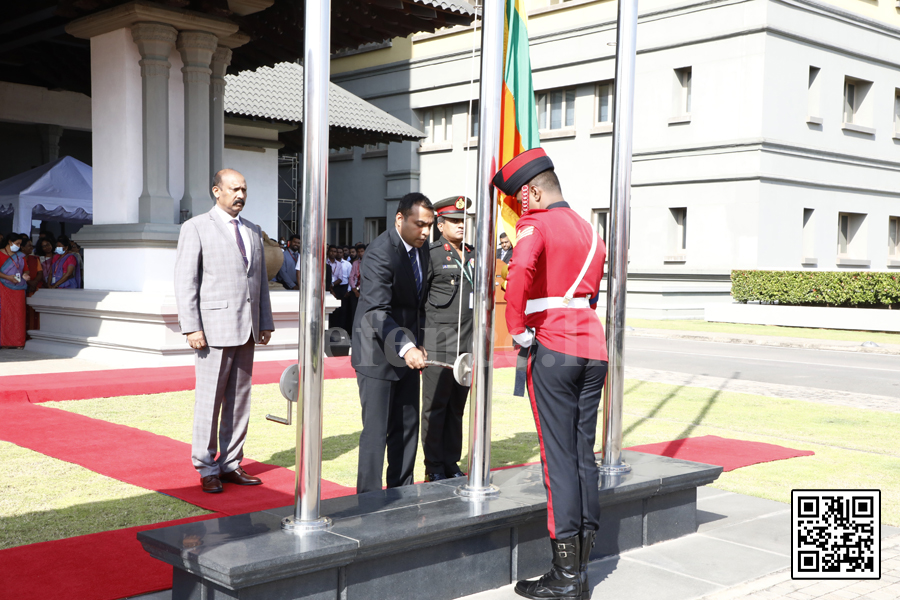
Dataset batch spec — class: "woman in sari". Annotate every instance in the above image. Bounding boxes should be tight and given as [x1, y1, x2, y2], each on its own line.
[48, 235, 81, 290]
[36, 237, 55, 271]
[21, 236, 43, 332]
[0, 233, 32, 348]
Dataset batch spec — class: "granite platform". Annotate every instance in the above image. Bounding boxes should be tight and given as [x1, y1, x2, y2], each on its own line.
[138, 450, 722, 600]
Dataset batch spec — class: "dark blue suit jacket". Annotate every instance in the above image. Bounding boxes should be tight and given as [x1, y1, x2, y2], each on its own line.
[351, 226, 429, 380]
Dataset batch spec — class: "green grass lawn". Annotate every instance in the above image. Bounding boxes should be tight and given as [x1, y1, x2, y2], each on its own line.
[0, 440, 208, 549]
[3, 368, 895, 549]
[628, 318, 900, 346]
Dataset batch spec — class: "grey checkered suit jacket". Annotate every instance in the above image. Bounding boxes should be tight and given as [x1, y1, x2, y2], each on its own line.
[174, 207, 275, 347]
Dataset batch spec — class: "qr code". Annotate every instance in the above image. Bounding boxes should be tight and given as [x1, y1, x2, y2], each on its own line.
[792, 490, 880, 579]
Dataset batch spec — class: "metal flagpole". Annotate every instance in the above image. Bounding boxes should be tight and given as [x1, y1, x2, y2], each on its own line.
[282, 0, 332, 532]
[457, 0, 504, 500]
[599, 0, 638, 475]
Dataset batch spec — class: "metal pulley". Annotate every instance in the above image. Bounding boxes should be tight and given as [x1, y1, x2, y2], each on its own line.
[424, 352, 474, 387]
[267, 363, 300, 425]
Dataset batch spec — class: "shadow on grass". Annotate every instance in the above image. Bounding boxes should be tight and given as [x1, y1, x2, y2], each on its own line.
[477, 431, 541, 469]
[622, 377, 693, 438]
[266, 431, 362, 468]
[624, 379, 648, 396]
[659, 372, 736, 454]
[0, 491, 210, 550]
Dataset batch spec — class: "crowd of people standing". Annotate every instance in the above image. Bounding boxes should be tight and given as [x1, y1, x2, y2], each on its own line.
[0, 231, 83, 348]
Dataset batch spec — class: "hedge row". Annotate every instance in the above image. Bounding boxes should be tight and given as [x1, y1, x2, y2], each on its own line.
[731, 270, 900, 308]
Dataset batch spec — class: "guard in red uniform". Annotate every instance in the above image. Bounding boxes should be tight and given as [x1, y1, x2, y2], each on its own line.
[493, 148, 608, 600]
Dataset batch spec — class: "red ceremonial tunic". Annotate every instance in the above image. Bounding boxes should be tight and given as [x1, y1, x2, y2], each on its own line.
[505, 201, 608, 361]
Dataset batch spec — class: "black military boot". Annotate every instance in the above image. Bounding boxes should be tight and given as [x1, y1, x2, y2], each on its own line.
[514, 536, 582, 600]
[579, 529, 596, 600]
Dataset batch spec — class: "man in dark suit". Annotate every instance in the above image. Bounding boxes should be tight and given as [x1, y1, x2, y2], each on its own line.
[496, 231, 513, 264]
[351, 193, 434, 494]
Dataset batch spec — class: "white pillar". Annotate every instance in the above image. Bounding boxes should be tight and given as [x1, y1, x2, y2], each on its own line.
[177, 31, 218, 221]
[209, 46, 232, 180]
[132, 22, 178, 224]
[89, 28, 143, 225]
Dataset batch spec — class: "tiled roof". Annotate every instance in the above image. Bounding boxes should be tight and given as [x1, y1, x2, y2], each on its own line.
[413, 0, 476, 16]
[225, 62, 424, 141]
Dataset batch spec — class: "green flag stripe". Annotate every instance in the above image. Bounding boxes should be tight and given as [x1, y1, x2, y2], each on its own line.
[504, 1, 540, 150]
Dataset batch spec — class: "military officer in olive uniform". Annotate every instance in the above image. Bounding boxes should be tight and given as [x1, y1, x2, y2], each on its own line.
[422, 195, 475, 482]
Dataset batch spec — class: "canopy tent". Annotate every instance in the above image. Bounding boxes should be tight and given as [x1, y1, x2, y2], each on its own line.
[0, 156, 93, 235]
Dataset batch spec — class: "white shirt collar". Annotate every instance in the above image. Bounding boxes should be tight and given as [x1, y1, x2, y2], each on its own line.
[215, 204, 242, 225]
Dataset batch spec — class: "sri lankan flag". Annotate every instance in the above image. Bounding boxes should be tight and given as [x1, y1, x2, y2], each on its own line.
[498, 0, 540, 245]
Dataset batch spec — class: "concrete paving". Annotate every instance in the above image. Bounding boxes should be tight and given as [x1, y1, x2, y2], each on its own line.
[624, 336, 900, 398]
[462, 487, 900, 600]
[128, 487, 900, 600]
[628, 328, 900, 356]
[0, 347, 116, 375]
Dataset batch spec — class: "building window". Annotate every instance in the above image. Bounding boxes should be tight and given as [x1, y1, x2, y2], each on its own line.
[802, 208, 816, 265]
[536, 87, 575, 131]
[844, 79, 856, 123]
[328, 218, 352, 247]
[592, 208, 609, 245]
[364, 217, 386, 244]
[596, 81, 613, 124]
[665, 207, 687, 262]
[837, 212, 868, 262]
[807, 67, 822, 125]
[894, 90, 900, 136]
[469, 102, 479, 139]
[842, 77, 873, 132]
[889, 216, 900, 256]
[674, 67, 692, 116]
[421, 105, 453, 145]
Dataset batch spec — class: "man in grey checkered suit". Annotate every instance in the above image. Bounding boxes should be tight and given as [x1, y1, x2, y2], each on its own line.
[174, 168, 275, 494]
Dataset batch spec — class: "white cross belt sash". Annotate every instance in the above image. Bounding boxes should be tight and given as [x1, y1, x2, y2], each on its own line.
[524, 225, 598, 316]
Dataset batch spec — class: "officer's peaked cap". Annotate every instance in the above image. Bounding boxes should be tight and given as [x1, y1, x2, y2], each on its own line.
[433, 195, 472, 219]
[492, 148, 554, 196]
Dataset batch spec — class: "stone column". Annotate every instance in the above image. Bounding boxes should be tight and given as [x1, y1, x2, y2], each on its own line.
[209, 46, 232, 180]
[38, 124, 64, 163]
[177, 30, 218, 221]
[132, 22, 178, 224]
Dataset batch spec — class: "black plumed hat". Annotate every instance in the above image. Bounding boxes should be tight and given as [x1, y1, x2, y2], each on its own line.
[491, 148, 554, 196]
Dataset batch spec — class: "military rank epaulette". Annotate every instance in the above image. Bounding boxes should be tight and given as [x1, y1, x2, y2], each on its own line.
[429, 240, 444, 250]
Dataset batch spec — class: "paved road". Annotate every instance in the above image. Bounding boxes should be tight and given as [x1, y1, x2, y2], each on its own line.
[625, 336, 900, 398]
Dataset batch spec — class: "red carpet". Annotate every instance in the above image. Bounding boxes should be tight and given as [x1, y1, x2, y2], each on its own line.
[0, 400, 355, 515]
[625, 435, 814, 471]
[0, 351, 518, 405]
[0, 513, 223, 600]
[0, 356, 357, 405]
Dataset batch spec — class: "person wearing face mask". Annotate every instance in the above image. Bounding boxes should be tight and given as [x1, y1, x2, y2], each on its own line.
[48, 235, 81, 290]
[0, 233, 32, 348]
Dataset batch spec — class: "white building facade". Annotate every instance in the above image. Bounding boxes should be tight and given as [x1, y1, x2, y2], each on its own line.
[327, 0, 900, 318]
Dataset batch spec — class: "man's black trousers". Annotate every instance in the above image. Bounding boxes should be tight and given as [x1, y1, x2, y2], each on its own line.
[526, 341, 608, 539]
[421, 365, 469, 476]
[356, 370, 420, 494]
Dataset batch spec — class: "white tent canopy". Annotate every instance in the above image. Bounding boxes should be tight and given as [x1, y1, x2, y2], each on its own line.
[0, 156, 93, 235]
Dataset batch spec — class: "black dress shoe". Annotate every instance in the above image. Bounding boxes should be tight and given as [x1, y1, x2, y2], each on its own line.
[220, 466, 262, 485]
[425, 472, 448, 482]
[201, 475, 223, 493]
[446, 469, 466, 478]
